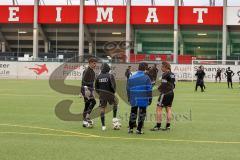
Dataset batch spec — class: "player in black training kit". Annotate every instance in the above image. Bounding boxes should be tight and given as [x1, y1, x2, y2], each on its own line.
[237, 71, 240, 86]
[195, 66, 205, 92]
[215, 68, 222, 83]
[148, 64, 159, 86]
[225, 67, 235, 88]
[81, 57, 97, 128]
[125, 66, 132, 79]
[95, 63, 121, 131]
[151, 61, 175, 131]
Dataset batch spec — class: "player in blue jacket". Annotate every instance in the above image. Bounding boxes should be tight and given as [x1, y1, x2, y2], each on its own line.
[127, 62, 152, 134]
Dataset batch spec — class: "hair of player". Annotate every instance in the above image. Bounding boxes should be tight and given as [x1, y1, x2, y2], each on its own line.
[138, 62, 148, 71]
[88, 57, 97, 63]
[162, 61, 171, 70]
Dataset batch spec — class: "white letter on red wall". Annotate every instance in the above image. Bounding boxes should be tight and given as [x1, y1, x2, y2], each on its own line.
[56, 7, 62, 22]
[8, 7, 19, 22]
[96, 7, 113, 22]
[193, 8, 208, 23]
[145, 8, 159, 23]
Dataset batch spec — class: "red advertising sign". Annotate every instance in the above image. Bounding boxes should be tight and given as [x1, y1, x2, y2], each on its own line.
[38, 6, 79, 24]
[84, 6, 126, 24]
[0, 5, 223, 25]
[178, 6, 223, 25]
[0, 5, 33, 23]
[131, 6, 174, 24]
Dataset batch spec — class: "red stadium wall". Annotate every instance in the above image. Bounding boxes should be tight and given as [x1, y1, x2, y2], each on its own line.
[0, 5, 223, 25]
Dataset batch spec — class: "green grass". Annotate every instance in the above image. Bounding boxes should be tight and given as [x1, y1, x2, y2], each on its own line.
[0, 80, 240, 160]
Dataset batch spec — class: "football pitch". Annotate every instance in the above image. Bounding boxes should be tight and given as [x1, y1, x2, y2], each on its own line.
[0, 80, 240, 160]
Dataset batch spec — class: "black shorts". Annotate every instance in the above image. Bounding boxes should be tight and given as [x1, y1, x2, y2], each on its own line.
[157, 93, 174, 108]
[215, 75, 221, 78]
[227, 78, 232, 82]
[196, 79, 204, 86]
[99, 95, 118, 108]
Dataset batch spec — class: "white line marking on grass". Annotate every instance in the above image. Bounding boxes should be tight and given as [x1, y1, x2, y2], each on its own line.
[0, 93, 76, 98]
[99, 136, 240, 144]
[0, 131, 90, 138]
[175, 98, 218, 101]
[0, 89, 16, 91]
[1, 123, 240, 144]
[1, 131, 240, 145]
[0, 123, 99, 138]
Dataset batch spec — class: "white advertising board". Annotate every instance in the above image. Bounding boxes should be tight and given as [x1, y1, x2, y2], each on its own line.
[0, 61, 239, 82]
[227, 7, 240, 25]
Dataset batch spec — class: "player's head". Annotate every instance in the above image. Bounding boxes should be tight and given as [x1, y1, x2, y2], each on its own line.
[101, 63, 110, 73]
[228, 67, 230, 70]
[153, 64, 157, 68]
[161, 61, 171, 72]
[138, 62, 148, 71]
[88, 57, 97, 69]
[146, 67, 151, 72]
[128, 66, 131, 70]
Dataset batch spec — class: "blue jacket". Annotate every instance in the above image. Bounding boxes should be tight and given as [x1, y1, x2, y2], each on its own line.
[127, 71, 152, 108]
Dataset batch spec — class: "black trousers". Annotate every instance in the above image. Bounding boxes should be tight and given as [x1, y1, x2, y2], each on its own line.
[129, 106, 147, 131]
[83, 98, 96, 120]
[195, 79, 204, 92]
[227, 78, 233, 88]
[215, 75, 221, 82]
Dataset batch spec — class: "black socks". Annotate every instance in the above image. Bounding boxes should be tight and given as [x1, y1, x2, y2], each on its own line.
[101, 112, 105, 126]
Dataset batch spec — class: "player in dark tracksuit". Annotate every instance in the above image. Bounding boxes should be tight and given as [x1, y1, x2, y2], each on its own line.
[215, 68, 222, 83]
[125, 66, 132, 79]
[95, 63, 120, 131]
[148, 64, 159, 86]
[225, 67, 235, 89]
[151, 61, 175, 131]
[81, 58, 97, 127]
[238, 71, 240, 86]
[195, 66, 205, 92]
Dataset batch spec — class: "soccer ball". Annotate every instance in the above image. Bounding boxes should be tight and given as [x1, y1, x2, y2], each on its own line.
[112, 118, 121, 130]
[87, 120, 94, 128]
[83, 120, 94, 128]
